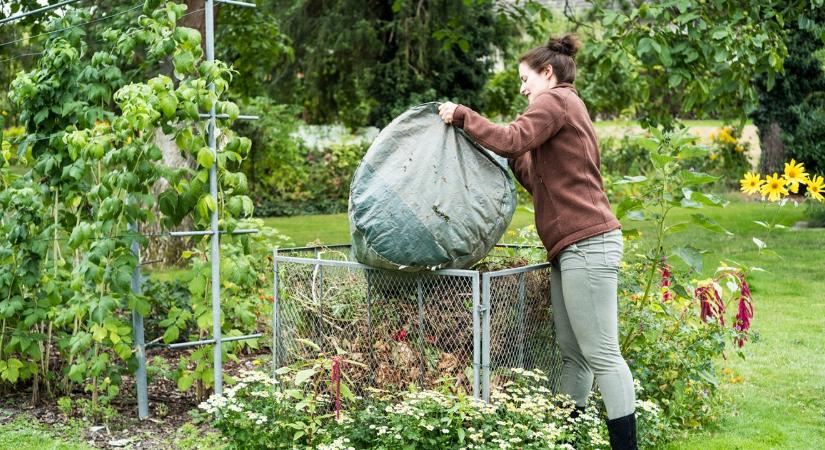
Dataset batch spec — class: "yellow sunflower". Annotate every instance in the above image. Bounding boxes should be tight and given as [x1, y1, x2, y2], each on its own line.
[740, 172, 763, 195]
[783, 159, 808, 194]
[805, 175, 824, 202]
[760, 173, 789, 202]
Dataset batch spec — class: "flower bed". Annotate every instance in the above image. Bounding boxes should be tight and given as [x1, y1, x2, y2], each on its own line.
[200, 367, 664, 450]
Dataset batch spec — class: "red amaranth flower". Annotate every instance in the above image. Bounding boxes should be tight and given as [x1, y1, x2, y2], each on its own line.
[696, 284, 725, 326]
[661, 262, 672, 302]
[393, 328, 407, 342]
[734, 297, 753, 347]
[734, 276, 754, 347]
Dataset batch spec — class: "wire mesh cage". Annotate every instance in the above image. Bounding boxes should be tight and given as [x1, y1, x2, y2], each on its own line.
[272, 245, 562, 401]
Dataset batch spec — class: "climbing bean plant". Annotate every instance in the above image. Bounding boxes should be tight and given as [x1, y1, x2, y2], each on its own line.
[1, 0, 280, 417]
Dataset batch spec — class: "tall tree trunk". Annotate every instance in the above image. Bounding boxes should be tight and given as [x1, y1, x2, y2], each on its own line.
[143, 129, 196, 266]
[759, 121, 786, 175]
[142, 0, 215, 266]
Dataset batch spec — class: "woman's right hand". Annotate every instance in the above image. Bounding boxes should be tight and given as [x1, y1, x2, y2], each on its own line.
[438, 102, 458, 124]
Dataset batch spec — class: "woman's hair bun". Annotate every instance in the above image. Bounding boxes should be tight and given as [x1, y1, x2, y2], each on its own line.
[547, 34, 580, 58]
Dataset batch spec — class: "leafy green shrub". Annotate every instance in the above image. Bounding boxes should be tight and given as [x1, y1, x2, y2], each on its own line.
[600, 134, 653, 178]
[0, 0, 290, 414]
[253, 141, 370, 217]
[617, 254, 730, 430]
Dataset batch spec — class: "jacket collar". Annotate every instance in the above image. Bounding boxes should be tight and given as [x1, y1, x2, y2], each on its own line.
[552, 82, 576, 92]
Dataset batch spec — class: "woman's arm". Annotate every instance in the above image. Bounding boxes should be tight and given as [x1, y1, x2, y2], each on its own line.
[508, 152, 533, 195]
[449, 91, 567, 158]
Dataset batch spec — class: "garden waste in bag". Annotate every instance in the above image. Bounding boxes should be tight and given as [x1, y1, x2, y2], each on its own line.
[348, 102, 516, 271]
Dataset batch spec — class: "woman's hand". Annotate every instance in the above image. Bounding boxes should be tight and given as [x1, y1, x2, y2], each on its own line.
[438, 102, 458, 124]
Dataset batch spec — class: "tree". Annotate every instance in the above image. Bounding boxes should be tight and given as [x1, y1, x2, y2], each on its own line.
[268, 0, 544, 127]
[750, 8, 825, 174]
[572, 0, 824, 129]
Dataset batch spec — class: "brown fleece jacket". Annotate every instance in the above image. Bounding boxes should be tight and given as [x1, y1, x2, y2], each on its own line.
[452, 83, 620, 260]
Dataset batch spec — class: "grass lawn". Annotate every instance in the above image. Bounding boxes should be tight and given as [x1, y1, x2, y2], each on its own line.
[265, 196, 824, 449]
[0, 415, 92, 450]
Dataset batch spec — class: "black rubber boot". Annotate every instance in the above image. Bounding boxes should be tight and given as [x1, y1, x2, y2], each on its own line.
[569, 405, 586, 420]
[606, 413, 638, 450]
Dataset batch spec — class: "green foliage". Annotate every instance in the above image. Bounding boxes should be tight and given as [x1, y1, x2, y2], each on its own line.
[617, 256, 729, 430]
[269, 0, 548, 127]
[610, 128, 731, 300]
[579, 0, 823, 129]
[254, 141, 371, 217]
[784, 93, 825, 175]
[0, 0, 288, 415]
[601, 127, 752, 193]
[750, 6, 825, 173]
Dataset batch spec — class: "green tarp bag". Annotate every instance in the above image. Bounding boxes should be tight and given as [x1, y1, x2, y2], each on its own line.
[349, 102, 516, 271]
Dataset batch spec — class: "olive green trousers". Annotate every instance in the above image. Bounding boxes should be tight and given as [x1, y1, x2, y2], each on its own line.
[550, 229, 635, 419]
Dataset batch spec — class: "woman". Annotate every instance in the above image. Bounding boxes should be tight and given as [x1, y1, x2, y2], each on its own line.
[438, 35, 637, 450]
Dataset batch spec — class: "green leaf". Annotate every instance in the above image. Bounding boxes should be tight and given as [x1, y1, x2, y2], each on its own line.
[296, 338, 322, 352]
[175, 128, 195, 152]
[615, 197, 643, 221]
[650, 152, 673, 170]
[163, 326, 180, 344]
[159, 190, 178, 218]
[614, 175, 647, 185]
[672, 283, 690, 299]
[677, 145, 708, 159]
[691, 213, 733, 235]
[219, 101, 239, 121]
[157, 93, 178, 119]
[173, 50, 195, 78]
[189, 275, 207, 297]
[1, 358, 22, 383]
[227, 196, 243, 217]
[665, 222, 690, 234]
[340, 382, 355, 402]
[177, 374, 194, 391]
[197, 147, 215, 168]
[672, 246, 703, 273]
[294, 368, 316, 385]
[680, 170, 718, 186]
[174, 27, 202, 48]
[68, 362, 87, 383]
[637, 37, 654, 57]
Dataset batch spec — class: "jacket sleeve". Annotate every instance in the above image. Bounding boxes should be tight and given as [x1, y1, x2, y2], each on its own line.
[452, 91, 566, 158]
[508, 153, 533, 195]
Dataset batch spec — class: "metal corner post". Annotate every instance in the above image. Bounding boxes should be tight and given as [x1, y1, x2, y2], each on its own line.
[481, 273, 491, 402]
[272, 248, 281, 373]
[471, 272, 480, 400]
[204, 0, 222, 396]
[517, 272, 527, 369]
[129, 222, 148, 419]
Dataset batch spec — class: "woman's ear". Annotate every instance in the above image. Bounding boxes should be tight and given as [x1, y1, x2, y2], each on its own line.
[543, 66, 554, 80]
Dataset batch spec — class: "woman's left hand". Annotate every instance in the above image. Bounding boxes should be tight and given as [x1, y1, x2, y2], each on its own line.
[438, 102, 458, 124]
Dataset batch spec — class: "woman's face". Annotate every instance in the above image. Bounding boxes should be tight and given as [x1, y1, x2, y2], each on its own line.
[519, 62, 554, 103]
